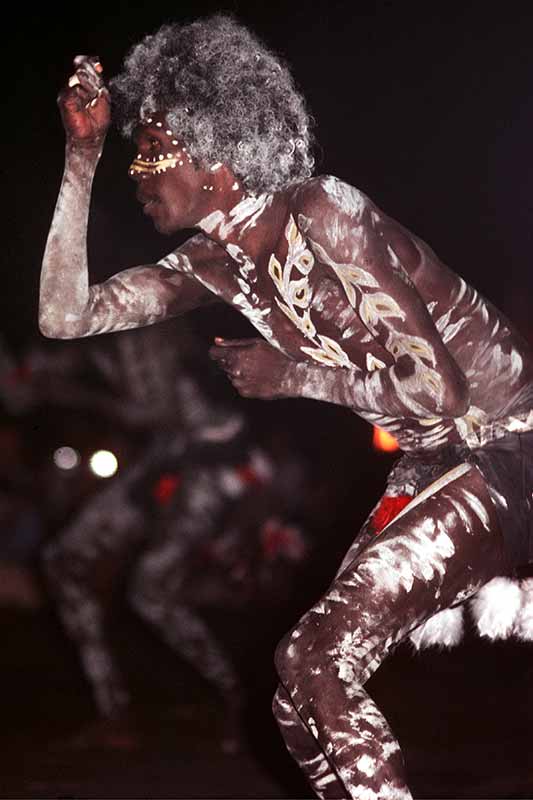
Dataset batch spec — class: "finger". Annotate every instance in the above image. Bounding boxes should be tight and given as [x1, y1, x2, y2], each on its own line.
[213, 337, 257, 348]
[58, 85, 91, 112]
[65, 74, 98, 108]
[74, 67, 102, 95]
[68, 73, 108, 109]
[208, 345, 230, 363]
[73, 55, 103, 75]
[71, 56, 105, 92]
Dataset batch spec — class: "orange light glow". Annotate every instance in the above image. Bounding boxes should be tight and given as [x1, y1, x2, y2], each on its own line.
[372, 426, 399, 453]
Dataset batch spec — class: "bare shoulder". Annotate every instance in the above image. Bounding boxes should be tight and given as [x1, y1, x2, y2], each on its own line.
[290, 175, 372, 226]
[289, 176, 421, 273]
[158, 232, 229, 274]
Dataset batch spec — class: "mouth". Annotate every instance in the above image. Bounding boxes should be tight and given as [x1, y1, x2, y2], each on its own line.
[139, 197, 159, 215]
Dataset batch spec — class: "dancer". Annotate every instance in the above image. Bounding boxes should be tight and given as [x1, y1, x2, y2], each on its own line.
[40, 322, 305, 749]
[40, 16, 532, 798]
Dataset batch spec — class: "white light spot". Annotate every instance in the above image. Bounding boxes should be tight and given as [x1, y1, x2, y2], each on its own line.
[53, 446, 80, 471]
[89, 450, 118, 478]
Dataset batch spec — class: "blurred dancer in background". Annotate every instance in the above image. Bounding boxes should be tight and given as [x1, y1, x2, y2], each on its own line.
[40, 322, 309, 750]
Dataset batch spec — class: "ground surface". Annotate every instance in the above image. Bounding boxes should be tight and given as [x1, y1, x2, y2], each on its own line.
[0, 602, 532, 799]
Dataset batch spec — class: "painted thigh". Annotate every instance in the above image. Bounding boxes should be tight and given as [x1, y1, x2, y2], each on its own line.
[273, 463, 506, 799]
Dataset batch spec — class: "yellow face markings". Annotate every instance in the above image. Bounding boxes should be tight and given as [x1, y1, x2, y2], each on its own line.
[128, 155, 181, 176]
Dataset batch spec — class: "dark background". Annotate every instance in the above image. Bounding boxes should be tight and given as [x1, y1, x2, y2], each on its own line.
[2, 2, 533, 798]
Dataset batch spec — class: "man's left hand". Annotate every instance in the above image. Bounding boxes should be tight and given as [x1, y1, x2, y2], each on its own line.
[209, 338, 294, 400]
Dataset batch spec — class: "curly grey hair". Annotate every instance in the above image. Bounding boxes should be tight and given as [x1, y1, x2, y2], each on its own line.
[110, 15, 315, 194]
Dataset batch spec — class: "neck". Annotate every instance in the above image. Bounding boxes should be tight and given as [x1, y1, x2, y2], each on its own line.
[196, 190, 289, 264]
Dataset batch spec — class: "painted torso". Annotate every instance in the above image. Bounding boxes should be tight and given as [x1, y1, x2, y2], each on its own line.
[160, 176, 533, 453]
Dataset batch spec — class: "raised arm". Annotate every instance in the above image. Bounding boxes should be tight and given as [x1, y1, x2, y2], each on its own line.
[285, 177, 470, 418]
[39, 56, 219, 340]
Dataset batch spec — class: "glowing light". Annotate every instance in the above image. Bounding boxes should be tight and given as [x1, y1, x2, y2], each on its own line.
[89, 450, 118, 478]
[372, 426, 399, 453]
[53, 446, 81, 470]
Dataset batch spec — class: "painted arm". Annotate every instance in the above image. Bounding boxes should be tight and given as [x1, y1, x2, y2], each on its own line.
[284, 177, 470, 418]
[39, 56, 219, 340]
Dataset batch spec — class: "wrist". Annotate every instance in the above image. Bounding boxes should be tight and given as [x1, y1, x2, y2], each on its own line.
[66, 135, 106, 160]
[279, 361, 311, 399]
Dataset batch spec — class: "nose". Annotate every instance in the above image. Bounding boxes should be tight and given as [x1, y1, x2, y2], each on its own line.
[128, 154, 154, 182]
[129, 163, 149, 182]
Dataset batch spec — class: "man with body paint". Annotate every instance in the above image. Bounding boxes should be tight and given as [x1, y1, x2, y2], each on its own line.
[40, 16, 533, 799]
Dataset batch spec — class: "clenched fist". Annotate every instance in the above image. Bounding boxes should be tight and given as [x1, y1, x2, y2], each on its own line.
[58, 55, 111, 147]
[209, 338, 295, 400]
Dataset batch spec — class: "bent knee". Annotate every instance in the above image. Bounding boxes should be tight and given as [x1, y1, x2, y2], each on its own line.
[274, 613, 340, 686]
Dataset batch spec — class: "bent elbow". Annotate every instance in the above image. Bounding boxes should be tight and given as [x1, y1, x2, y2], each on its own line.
[440, 373, 470, 418]
[38, 312, 83, 340]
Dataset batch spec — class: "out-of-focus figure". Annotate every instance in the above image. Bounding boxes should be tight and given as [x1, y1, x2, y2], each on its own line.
[37, 320, 310, 750]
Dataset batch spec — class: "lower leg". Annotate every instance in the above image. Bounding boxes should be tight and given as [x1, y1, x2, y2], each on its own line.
[44, 542, 130, 718]
[275, 465, 506, 798]
[273, 685, 346, 799]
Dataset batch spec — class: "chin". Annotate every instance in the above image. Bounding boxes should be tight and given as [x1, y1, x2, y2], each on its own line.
[152, 218, 173, 235]
[154, 216, 186, 236]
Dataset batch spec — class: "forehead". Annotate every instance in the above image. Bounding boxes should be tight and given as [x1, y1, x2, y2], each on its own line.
[133, 118, 182, 146]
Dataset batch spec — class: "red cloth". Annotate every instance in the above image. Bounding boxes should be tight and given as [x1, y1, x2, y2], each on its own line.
[261, 518, 306, 561]
[153, 473, 181, 506]
[370, 494, 412, 534]
[235, 463, 264, 486]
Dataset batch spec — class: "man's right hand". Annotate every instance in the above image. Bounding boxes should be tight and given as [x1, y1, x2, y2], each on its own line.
[58, 55, 111, 147]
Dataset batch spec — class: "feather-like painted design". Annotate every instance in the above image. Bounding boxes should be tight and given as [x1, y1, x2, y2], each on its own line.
[359, 292, 405, 333]
[275, 298, 316, 340]
[268, 254, 284, 292]
[388, 334, 436, 366]
[301, 335, 354, 368]
[268, 216, 355, 368]
[308, 238, 377, 308]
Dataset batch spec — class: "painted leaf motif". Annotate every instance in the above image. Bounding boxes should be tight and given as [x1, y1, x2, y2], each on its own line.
[335, 264, 379, 289]
[317, 335, 353, 367]
[421, 369, 443, 398]
[359, 292, 405, 331]
[300, 335, 353, 368]
[388, 334, 436, 366]
[286, 217, 303, 248]
[275, 298, 316, 339]
[268, 254, 284, 292]
[288, 276, 312, 309]
[295, 251, 315, 275]
[366, 353, 387, 371]
[336, 274, 356, 307]
[300, 346, 342, 367]
[299, 309, 317, 339]
[401, 336, 436, 365]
